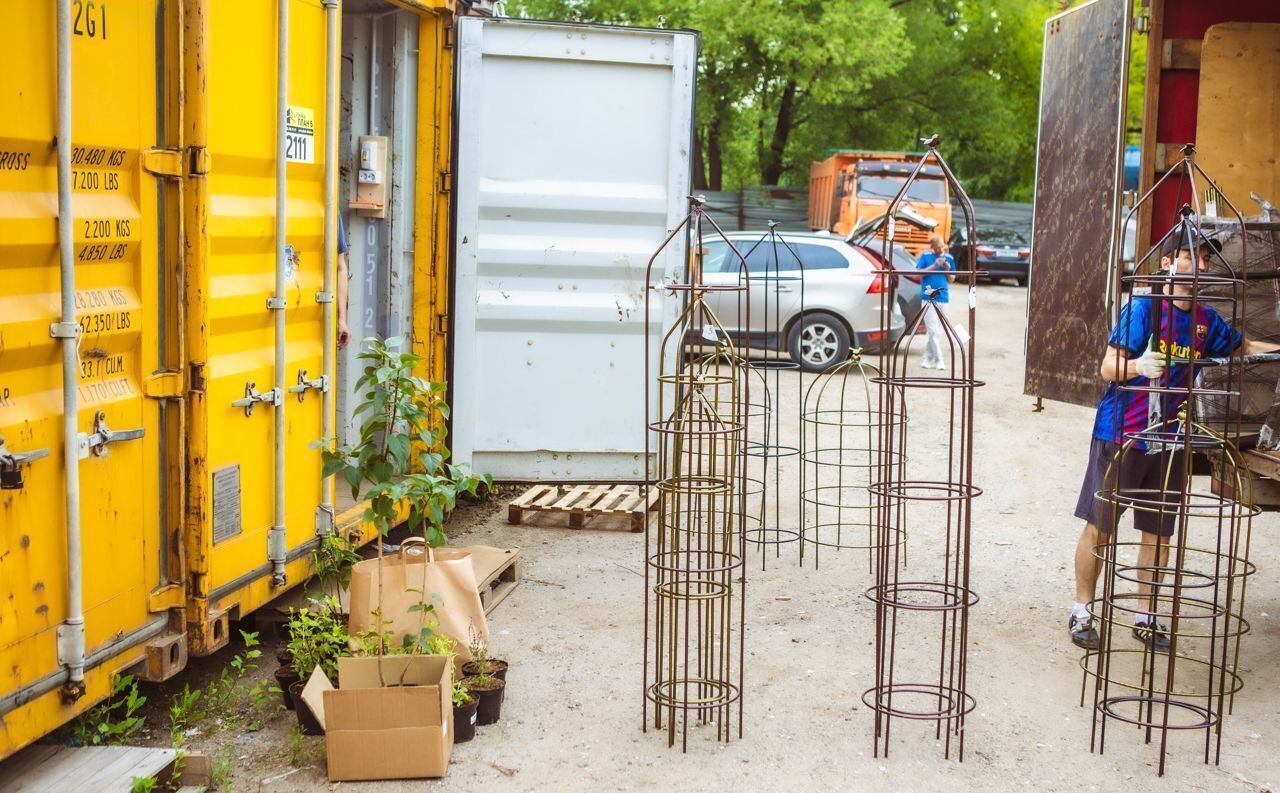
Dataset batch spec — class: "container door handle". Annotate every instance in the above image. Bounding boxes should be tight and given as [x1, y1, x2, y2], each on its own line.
[0, 437, 51, 490]
[231, 381, 282, 417]
[79, 411, 145, 459]
[288, 369, 329, 402]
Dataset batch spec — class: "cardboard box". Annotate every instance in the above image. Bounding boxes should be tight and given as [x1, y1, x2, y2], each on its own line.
[300, 655, 454, 781]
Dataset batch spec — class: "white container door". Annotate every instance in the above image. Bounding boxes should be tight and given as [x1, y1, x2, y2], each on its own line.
[452, 17, 697, 480]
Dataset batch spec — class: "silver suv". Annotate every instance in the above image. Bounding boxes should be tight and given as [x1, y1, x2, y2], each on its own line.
[700, 232, 906, 371]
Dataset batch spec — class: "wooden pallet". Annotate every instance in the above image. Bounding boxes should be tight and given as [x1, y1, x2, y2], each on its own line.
[0, 745, 211, 793]
[507, 484, 657, 532]
[467, 545, 523, 615]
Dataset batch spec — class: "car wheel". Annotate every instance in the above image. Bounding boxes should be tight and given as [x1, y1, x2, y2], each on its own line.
[788, 312, 850, 373]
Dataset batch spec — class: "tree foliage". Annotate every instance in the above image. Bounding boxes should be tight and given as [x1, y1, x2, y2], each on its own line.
[508, 0, 1064, 201]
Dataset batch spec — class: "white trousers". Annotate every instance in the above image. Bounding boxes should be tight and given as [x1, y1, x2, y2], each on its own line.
[922, 304, 948, 367]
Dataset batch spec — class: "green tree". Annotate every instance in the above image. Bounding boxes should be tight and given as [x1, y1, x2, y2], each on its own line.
[508, 0, 1062, 200]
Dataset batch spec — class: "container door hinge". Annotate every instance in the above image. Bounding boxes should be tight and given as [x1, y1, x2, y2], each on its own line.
[144, 370, 185, 399]
[443, 22, 455, 49]
[439, 170, 452, 194]
[142, 147, 185, 178]
[315, 503, 335, 536]
[0, 437, 50, 490]
[288, 369, 329, 401]
[231, 381, 282, 416]
[188, 146, 211, 175]
[147, 584, 185, 612]
[437, 313, 449, 333]
[79, 411, 145, 459]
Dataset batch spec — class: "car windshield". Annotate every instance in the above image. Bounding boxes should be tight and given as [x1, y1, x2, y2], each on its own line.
[856, 175, 947, 203]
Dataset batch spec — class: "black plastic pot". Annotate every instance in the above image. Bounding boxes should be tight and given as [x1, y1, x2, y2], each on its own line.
[276, 648, 294, 667]
[289, 680, 323, 735]
[464, 676, 506, 726]
[461, 659, 508, 682]
[453, 699, 479, 743]
[275, 667, 300, 711]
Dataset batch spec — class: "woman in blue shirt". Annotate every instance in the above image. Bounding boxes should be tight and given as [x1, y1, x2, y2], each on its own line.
[915, 234, 956, 369]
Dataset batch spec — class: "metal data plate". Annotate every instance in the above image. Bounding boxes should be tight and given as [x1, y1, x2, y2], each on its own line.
[212, 465, 242, 544]
[1023, 0, 1130, 407]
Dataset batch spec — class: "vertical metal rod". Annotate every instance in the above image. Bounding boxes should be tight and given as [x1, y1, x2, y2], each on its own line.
[55, 0, 86, 696]
[269, 0, 290, 585]
[319, 0, 338, 532]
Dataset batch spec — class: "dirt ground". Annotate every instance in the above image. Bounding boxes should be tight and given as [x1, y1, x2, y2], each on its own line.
[151, 284, 1280, 792]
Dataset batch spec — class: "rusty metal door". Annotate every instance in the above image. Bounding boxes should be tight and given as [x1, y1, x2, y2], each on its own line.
[1023, 0, 1131, 407]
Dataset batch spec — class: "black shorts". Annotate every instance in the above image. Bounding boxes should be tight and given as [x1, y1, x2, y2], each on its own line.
[1073, 437, 1186, 537]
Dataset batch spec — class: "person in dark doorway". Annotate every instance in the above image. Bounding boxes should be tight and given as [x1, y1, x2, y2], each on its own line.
[1069, 231, 1278, 651]
[915, 233, 955, 369]
[335, 214, 351, 348]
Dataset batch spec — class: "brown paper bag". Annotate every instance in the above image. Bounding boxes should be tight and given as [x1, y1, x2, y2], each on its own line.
[348, 539, 489, 663]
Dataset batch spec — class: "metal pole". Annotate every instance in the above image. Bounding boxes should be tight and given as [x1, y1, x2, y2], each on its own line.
[54, 0, 86, 699]
[269, 0, 290, 586]
[319, 0, 338, 533]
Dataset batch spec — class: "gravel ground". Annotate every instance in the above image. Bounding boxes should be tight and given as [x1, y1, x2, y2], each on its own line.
[153, 284, 1280, 792]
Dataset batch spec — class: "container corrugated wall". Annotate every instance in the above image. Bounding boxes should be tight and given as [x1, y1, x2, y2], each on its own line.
[184, 0, 333, 655]
[0, 0, 182, 760]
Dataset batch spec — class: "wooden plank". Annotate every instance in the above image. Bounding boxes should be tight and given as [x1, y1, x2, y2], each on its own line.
[1160, 37, 1202, 70]
[507, 484, 545, 507]
[551, 484, 590, 511]
[0, 746, 177, 793]
[3, 745, 101, 793]
[1196, 23, 1280, 215]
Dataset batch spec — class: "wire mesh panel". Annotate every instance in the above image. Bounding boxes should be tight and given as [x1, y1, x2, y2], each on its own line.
[1084, 152, 1257, 775]
[865, 137, 981, 760]
[643, 197, 750, 750]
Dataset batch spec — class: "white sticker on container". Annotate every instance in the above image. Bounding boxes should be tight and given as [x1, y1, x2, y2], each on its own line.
[285, 105, 315, 164]
[968, 286, 977, 309]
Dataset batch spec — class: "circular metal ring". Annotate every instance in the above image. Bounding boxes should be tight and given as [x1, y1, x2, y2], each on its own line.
[864, 580, 979, 611]
[860, 682, 976, 721]
[1098, 696, 1218, 731]
[646, 678, 742, 711]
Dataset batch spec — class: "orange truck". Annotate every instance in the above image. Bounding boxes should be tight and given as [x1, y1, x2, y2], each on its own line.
[808, 150, 952, 255]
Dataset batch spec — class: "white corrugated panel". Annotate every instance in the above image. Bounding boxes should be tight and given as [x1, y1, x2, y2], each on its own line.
[452, 17, 696, 480]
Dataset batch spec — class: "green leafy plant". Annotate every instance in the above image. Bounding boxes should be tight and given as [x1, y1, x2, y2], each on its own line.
[204, 631, 262, 716]
[452, 679, 473, 708]
[129, 777, 157, 793]
[168, 683, 202, 737]
[312, 532, 360, 594]
[318, 336, 492, 547]
[287, 597, 348, 680]
[285, 724, 310, 767]
[72, 674, 146, 746]
[210, 750, 233, 792]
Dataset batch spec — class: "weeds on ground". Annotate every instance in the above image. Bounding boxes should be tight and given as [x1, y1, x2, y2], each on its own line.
[128, 776, 157, 793]
[167, 630, 266, 738]
[72, 674, 146, 746]
[210, 750, 233, 792]
[285, 724, 309, 767]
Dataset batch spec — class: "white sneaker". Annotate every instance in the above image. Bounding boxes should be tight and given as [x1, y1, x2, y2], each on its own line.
[933, 361, 948, 370]
[921, 360, 935, 370]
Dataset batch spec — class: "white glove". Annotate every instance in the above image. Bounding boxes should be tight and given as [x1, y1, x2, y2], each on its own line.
[1136, 348, 1166, 380]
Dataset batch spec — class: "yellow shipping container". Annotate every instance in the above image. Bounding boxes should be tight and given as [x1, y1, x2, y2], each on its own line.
[0, 0, 185, 760]
[0, 0, 455, 761]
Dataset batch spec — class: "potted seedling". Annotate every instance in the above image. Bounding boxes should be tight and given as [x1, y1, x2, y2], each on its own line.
[461, 639, 507, 682]
[452, 680, 478, 743]
[462, 669, 505, 726]
[286, 596, 348, 733]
